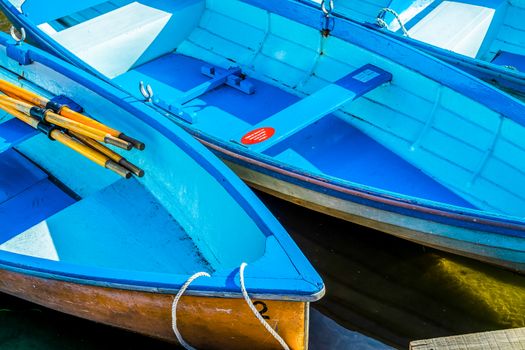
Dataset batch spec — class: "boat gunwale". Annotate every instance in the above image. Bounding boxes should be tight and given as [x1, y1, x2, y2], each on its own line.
[0, 250, 325, 301]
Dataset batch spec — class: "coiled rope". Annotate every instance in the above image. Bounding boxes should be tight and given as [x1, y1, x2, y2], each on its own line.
[171, 264, 290, 350]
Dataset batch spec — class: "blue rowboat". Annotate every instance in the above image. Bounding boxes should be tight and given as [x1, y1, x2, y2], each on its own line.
[0, 31, 324, 350]
[2, 0, 525, 273]
[306, 0, 525, 97]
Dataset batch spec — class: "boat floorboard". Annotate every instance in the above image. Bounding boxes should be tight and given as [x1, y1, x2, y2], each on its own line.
[116, 52, 475, 209]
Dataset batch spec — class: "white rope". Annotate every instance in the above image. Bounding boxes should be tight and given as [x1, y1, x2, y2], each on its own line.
[171, 271, 211, 350]
[376, 8, 410, 37]
[239, 262, 290, 350]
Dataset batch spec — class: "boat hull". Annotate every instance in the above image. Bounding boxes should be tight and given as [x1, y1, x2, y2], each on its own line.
[0, 268, 309, 350]
[200, 147, 525, 274]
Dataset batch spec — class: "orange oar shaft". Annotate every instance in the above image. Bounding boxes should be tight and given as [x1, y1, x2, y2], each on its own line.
[0, 96, 131, 150]
[0, 104, 131, 179]
[59, 107, 145, 150]
[70, 131, 144, 177]
[0, 79, 145, 150]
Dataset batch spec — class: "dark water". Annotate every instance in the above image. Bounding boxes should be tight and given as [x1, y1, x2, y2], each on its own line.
[1, 15, 524, 350]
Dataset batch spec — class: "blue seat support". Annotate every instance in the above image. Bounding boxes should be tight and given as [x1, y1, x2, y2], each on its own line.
[0, 118, 38, 154]
[152, 65, 255, 123]
[235, 64, 392, 152]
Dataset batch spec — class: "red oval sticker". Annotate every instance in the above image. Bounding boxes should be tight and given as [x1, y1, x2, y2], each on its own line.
[241, 127, 275, 145]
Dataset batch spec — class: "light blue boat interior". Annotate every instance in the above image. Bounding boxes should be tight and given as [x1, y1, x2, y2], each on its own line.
[312, 0, 525, 71]
[0, 33, 323, 297]
[8, 0, 525, 219]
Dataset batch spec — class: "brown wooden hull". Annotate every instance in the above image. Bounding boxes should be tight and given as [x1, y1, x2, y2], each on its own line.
[0, 269, 309, 349]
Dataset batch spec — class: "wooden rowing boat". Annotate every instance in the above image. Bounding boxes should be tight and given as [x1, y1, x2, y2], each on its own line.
[3, 0, 525, 273]
[0, 31, 324, 349]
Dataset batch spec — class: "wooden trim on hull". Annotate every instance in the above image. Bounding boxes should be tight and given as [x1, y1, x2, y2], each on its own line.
[224, 160, 525, 274]
[0, 269, 309, 350]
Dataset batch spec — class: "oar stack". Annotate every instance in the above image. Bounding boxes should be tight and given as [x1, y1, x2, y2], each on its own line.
[0, 79, 145, 178]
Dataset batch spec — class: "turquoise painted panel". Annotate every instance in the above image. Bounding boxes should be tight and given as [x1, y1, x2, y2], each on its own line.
[16, 134, 121, 198]
[199, 11, 264, 50]
[262, 35, 318, 72]
[187, 28, 257, 63]
[36, 178, 210, 273]
[0, 118, 38, 153]
[207, 0, 268, 28]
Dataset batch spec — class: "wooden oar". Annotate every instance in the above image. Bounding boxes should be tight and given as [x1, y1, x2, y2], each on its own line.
[0, 104, 132, 179]
[0, 95, 132, 150]
[0, 79, 145, 150]
[70, 131, 145, 177]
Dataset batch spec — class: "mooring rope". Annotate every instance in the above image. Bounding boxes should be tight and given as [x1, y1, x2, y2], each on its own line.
[239, 263, 290, 350]
[171, 271, 211, 350]
[171, 264, 291, 350]
[376, 8, 410, 37]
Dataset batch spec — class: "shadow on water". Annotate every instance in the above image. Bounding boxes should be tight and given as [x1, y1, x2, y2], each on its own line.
[1, 13, 525, 350]
[257, 191, 525, 349]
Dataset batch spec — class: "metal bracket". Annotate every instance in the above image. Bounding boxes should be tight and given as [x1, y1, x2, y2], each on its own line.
[142, 65, 255, 124]
[7, 26, 32, 65]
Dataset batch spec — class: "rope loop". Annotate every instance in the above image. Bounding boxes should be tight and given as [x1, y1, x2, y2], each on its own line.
[239, 263, 290, 350]
[171, 271, 211, 350]
[170, 264, 291, 350]
[376, 8, 410, 37]
[10, 26, 26, 45]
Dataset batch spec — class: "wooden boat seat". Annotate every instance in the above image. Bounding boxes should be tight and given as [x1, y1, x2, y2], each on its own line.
[236, 64, 392, 152]
[0, 118, 38, 154]
[407, 1, 497, 58]
[491, 51, 525, 72]
[41, 0, 203, 78]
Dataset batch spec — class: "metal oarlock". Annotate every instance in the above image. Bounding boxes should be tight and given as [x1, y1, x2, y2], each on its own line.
[139, 81, 154, 102]
[10, 26, 26, 45]
[320, 0, 335, 36]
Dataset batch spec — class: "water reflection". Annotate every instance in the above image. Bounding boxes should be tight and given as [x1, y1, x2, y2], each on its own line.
[257, 191, 525, 349]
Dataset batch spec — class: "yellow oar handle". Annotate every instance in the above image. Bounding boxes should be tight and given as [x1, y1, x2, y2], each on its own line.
[45, 111, 132, 150]
[0, 104, 131, 179]
[61, 108, 145, 150]
[0, 78, 145, 150]
[0, 96, 132, 150]
[70, 131, 145, 177]
[51, 131, 131, 179]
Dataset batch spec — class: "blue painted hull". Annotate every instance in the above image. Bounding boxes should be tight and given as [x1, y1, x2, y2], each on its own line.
[2, 0, 525, 273]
